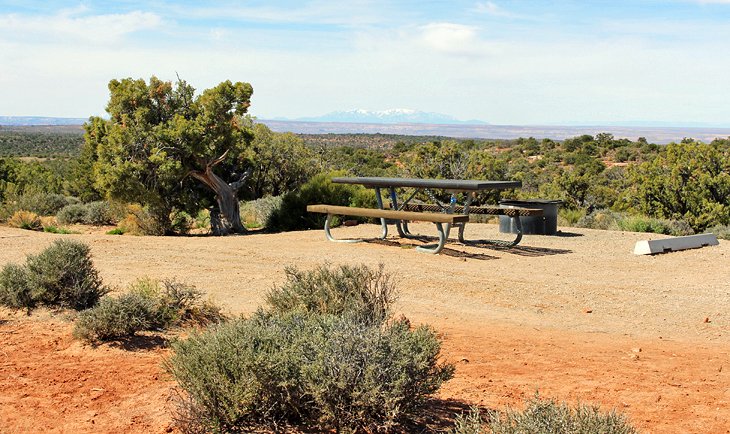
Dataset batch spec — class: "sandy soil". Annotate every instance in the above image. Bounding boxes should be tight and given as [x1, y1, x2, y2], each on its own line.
[0, 223, 728, 433]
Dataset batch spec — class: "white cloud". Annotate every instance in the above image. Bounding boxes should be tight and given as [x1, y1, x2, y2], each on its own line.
[473, 1, 511, 17]
[0, 9, 162, 44]
[419, 22, 495, 56]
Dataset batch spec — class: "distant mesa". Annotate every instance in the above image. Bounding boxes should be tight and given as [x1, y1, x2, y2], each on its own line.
[292, 109, 488, 125]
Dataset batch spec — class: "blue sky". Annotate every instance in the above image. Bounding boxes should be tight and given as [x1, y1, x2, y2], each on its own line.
[2, 0, 730, 125]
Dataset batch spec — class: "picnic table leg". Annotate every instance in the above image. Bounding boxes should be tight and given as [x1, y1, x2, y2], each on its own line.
[323, 213, 387, 243]
[415, 222, 447, 254]
[458, 213, 524, 247]
[374, 188, 389, 238]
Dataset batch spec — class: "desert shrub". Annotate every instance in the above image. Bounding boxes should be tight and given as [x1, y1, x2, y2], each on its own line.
[169, 211, 194, 234]
[0, 263, 33, 311]
[83, 201, 113, 225]
[0, 240, 107, 311]
[615, 215, 693, 236]
[266, 263, 397, 325]
[74, 290, 160, 342]
[167, 312, 453, 432]
[8, 210, 42, 230]
[558, 208, 586, 227]
[167, 263, 453, 432]
[240, 195, 284, 227]
[487, 394, 638, 434]
[265, 171, 369, 232]
[193, 209, 210, 230]
[450, 406, 485, 434]
[106, 228, 125, 235]
[576, 209, 622, 230]
[56, 201, 113, 226]
[74, 278, 224, 343]
[14, 192, 72, 216]
[705, 224, 730, 240]
[24, 239, 108, 310]
[117, 203, 166, 235]
[56, 203, 87, 225]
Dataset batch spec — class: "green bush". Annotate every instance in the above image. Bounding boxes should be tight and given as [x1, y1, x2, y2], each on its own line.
[0, 240, 107, 311]
[74, 290, 160, 342]
[240, 195, 284, 228]
[487, 394, 638, 434]
[56, 203, 87, 225]
[83, 201, 113, 225]
[167, 263, 453, 432]
[706, 224, 730, 240]
[450, 406, 485, 434]
[42, 225, 77, 234]
[74, 278, 224, 343]
[24, 239, 108, 310]
[0, 263, 33, 311]
[266, 263, 397, 325]
[56, 201, 113, 226]
[265, 171, 368, 232]
[576, 209, 622, 230]
[15, 192, 72, 216]
[167, 312, 453, 432]
[616, 215, 693, 236]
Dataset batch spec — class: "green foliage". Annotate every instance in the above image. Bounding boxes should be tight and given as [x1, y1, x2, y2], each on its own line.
[42, 225, 78, 234]
[624, 141, 730, 231]
[706, 224, 730, 240]
[56, 201, 113, 226]
[558, 208, 586, 226]
[0, 264, 33, 311]
[487, 394, 638, 434]
[168, 312, 452, 433]
[239, 195, 284, 228]
[0, 240, 108, 311]
[55, 203, 87, 224]
[265, 171, 369, 232]
[0, 126, 83, 157]
[246, 123, 317, 198]
[74, 278, 224, 343]
[74, 290, 160, 342]
[106, 228, 125, 235]
[88, 76, 255, 234]
[616, 215, 694, 236]
[167, 264, 453, 432]
[450, 407, 485, 434]
[266, 264, 397, 325]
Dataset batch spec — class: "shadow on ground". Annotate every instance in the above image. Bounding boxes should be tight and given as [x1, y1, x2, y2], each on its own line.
[365, 237, 571, 259]
[107, 333, 169, 351]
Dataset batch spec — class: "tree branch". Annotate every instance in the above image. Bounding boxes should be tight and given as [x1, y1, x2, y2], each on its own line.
[229, 167, 252, 192]
[208, 149, 230, 169]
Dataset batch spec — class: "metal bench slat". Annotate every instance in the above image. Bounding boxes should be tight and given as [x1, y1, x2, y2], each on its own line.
[307, 204, 469, 224]
[385, 203, 543, 217]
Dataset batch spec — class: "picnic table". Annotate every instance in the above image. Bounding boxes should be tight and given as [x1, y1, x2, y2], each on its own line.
[307, 176, 542, 254]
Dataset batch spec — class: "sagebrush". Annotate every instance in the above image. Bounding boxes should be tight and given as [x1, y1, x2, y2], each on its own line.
[0, 239, 108, 311]
[167, 263, 453, 433]
[74, 278, 225, 343]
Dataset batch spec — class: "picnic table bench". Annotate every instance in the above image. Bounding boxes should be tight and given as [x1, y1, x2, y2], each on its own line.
[307, 177, 542, 254]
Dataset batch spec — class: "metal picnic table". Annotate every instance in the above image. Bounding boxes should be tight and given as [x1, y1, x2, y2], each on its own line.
[331, 176, 524, 250]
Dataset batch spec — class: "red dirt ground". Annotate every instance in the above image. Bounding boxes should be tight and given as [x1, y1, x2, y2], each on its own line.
[1, 224, 729, 433]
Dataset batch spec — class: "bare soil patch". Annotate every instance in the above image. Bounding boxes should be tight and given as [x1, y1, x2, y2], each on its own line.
[1, 223, 728, 433]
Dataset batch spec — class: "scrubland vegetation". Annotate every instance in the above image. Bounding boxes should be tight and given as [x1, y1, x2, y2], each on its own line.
[0, 77, 724, 431]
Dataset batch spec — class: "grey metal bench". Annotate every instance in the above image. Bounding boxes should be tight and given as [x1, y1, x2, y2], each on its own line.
[306, 204, 469, 254]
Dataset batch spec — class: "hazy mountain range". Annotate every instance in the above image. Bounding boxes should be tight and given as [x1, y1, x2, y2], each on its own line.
[286, 108, 488, 125]
[0, 116, 88, 126]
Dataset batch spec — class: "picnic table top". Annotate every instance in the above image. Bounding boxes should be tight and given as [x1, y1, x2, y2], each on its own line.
[331, 177, 521, 191]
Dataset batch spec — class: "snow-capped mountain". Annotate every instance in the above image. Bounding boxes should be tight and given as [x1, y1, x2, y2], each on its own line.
[295, 109, 487, 125]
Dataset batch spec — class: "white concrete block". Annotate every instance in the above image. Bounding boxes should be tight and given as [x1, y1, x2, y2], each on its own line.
[634, 233, 719, 255]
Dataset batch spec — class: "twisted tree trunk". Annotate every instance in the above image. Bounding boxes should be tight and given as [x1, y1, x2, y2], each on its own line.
[190, 165, 249, 235]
